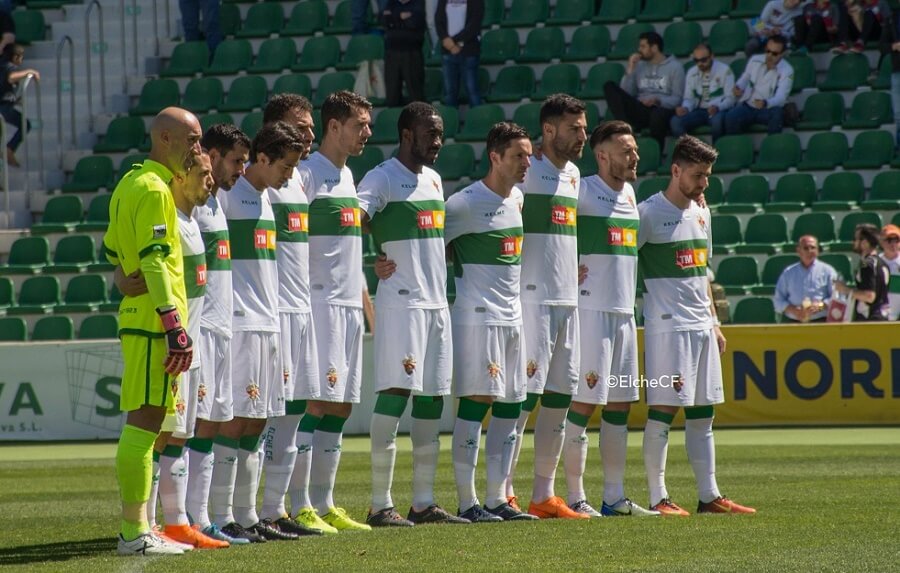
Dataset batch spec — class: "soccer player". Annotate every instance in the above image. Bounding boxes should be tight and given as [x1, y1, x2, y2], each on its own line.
[213, 121, 307, 540]
[295, 90, 373, 531]
[566, 121, 659, 518]
[105, 107, 201, 556]
[510, 94, 589, 520]
[358, 102, 468, 526]
[445, 122, 538, 523]
[638, 135, 755, 516]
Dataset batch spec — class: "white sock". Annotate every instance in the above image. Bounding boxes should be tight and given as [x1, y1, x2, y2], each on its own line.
[310, 428, 343, 514]
[452, 417, 481, 512]
[234, 439, 261, 527]
[148, 455, 160, 527]
[261, 415, 301, 520]
[210, 438, 239, 527]
[159, 446, 189, 526]
[410, 416, 441, 511]
[289, 414, 318, 514]
[532, 406, 567, 503]
[600, 419, 629, 504]
[370, 412, 401, 512]
[643, 418, 671, 507]
[484, 415, 518, 509]
[506, 408, 530, 498]
[685, 417, 720, 503]
[563, 419, 589, 505]
[186, 442, 215, 528]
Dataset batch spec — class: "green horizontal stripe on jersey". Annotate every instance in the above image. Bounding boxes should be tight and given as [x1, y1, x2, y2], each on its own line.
[578, 215, 639, 256]
[639, 238, 710, 279]
[309, 196, 362, 237]
[272, 202, 309, 244]
[452, 226, 522, 277]
[521, 193, 578, 236]
[202, 230, 231, 271]
[227, 218, 277, 261]
[183, 253, 207, 300]
[369, 199, 445, 250]
[890, 279, 900, 294]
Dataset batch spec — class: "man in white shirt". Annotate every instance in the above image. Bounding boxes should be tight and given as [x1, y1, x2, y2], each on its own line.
[879, 224, 900, 320]
[670, 43, 735, 139]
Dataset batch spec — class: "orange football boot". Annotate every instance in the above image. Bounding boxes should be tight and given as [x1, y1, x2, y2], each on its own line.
[528, 496, 590, 519]
[163, 524, 230, 549]
[697, 496, 757, 514]
[650, 498, 691, 517]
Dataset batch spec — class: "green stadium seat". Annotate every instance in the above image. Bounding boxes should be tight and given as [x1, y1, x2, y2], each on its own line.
[843, 91, 892, 129]
[819, 53, 869, 91]
[100, 284, 122, 312]
[459, 68, 491, 106]
[482, 0, 504, 26]
[794, 92, 844, 130]
[662, 21, 702, 58]
[732, 297, 776, 324]
[711, 214, 743, 250]
[563, 25, 610, 61]
[501, 0, 549, 27]
[369, 108, 402, 145]
[47, 235, 95, 273]
[637, 176, 668, 203]
[810, 172, 862, 213]
[729, 58, 747, 80]
[435, 104, 459, 139]
[12, 10, 45, 44]
[94, 116, 146, 153]
[206, 39, 253, 75]
[472, 148, 490, 180]
[130, 79, 180, 116]
[718, 174, 768, 214]
[9, 276, 60, 314]
[272, 74, 313, 98]
[347, 146, 385, 184]
[731, 0, 766, 17]
[766, 173, 816, 213]
[593, 0, 638, 23]
[791, 212, 836, 243]
[199, 113, 235, 134]
[249, 38, 297, 74]
[519, 27, 565, 63]
[313, 72, 356, 107]
[240, 112, 263, 139]
[705, 176, 725, 206]
[532, 64, 581, 101]
[752, 253, 799, 295]
[735, 213, 789, 254]
[79, 314, 119, 339]
[844, 130, 894, 169]
[511, 102, 541, 138]
[480, 29, 520, 64]
[634, 137, 660, 175]
[77, 194, 112, 232]
[0, 277, 12, 310]
[685, 0, 729, 20]
[797, 132, 848, 171]
[862, 172, 900, 210]
[584, 101, 600, 128]
[56, 273, 107, 313]
[456, 104, 506, 142]
[235, 3, 284, 38]
[338, 34, 385, 71]
[159, 42, 209, 77]
[0, 317, 26, 341]
[707, 21, 749, 56]
[32, 315, 74, 341]
[750, 133, 801, 172]
[293, 36, 341, 72]
[577, 62, 624, 99]
[548, 0, 592, 24]
[715, 256, 759, 294]
[871, 54, 892, 89]
[574, 151, 596, 179]
[326, 0, 356, 34]
[219, 76, 267, 112]
[31, 195, 83, 234]
[424, 69, 443, 102]
[713, 135, 753, 173]
[819, 253, 853, 282]
[219, 3, 240, 36]
[486, 66, 535, 102]
[787, 54, 816, 93]
[116, 154, 147, 183]
[433, 143, 476, 181]
[638, 0, 685, 22]
[834, 212, 883, 251]
[283, 0, 329, 36]
[608, 23, 655, 60]
[181, 77, 224, 114]
[61, 156, 114, 194]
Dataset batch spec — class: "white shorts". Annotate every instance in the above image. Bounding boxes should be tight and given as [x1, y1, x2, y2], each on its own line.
[575, 310, 640, 405]
[231, 330, 285, 418]
[522, 303, 579, 395]
[374, 306, 453, 395]
[452, 323, 526, 403]
[644, 329, 725, 407]
[280, 311, 319, 401]
[196, 328, 233, 423]
[311, 303, 363, 403]
[161, 366, 200, 439]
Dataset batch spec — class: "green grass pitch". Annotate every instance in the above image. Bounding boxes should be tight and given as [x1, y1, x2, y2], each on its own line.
[1, 428, 899, 572]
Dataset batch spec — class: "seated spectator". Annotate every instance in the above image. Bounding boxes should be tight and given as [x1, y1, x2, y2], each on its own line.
[775, 235, 839, 323]
[793, 0, 841, 53]
[879, 224, 900, 320]
[0, 44, 39, 168]
[716, 35, 793, 137]
[834, 0, 885, 53]
[746, 0, 806, 56]
[670, 43, 735, 138]
[603, 31, 684, 149]
[435, 0, 484, 108]
[834, 223, 891, 321]
[381, 0, 427, 107]
[880, 3, 900, 147]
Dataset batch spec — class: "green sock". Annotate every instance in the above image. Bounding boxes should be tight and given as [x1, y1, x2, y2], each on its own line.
[116, 424, 158, 539]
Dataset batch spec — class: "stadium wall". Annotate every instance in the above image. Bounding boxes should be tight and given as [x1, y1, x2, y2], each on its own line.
[1, 323, 899, 441]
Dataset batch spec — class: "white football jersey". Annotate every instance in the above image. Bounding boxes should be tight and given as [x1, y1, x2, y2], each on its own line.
[269, 167, 311, 313]
[195, 192, 233, 339]
[178, 208, 206, 368]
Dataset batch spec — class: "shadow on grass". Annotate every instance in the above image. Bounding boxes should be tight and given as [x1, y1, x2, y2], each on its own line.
[0, 537, 115, 565]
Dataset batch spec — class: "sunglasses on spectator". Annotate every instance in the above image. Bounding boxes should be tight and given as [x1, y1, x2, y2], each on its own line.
[766, 49, 783, 56]
[693, 56, 710, 64]
[884, 237, 900, 243]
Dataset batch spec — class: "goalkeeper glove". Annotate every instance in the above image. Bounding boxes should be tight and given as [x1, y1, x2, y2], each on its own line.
[158, 306, 193, 375]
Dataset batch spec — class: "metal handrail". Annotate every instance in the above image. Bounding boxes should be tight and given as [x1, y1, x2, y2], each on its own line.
[84, 0, 106, 131]
[1, 120, 7, 223]
[56, 35, 75, 169]
[20, 74, 43, 208]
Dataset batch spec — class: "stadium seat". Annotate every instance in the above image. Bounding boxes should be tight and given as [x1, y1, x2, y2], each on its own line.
[482, 0, 504, 26]
[735, 213, 789, 254]
[116, 154, 147, 183]
[199, 113, 234, 134]
[819, 253, 853, 282]
[578, 62, 625, 99]
[718, 174, 768, 214]
[794, 92, 844, 130]
[12, 10, 45, 44]
[663, 21, 702, 57]
[56, 273, 107, 313]
[787, 54, 816, 93]
[219, 76, 267, 112]
[0, 316, 25, 341]
[837, 212, 883, 247]
[752, 253, 799, 295]
[456, 104, 506, 142]
[9, 276, 60, 314]
[0, 277, 13, 310]
[206, 39, 252, 75]
[844, 130, 894, 169]
[181, 77, 224, 114]
[519, 27, 565, 63]
[47, 235, 95, 273]
[78, 314, 119, 339]
[31, 195, 83, 234]
[563, 25, 611, 61]
[608, 23, 655, 60]
[248, 38, 296, 74]
[548, 0, 592, 24]
[574, 151, 597, 179]
[325, 0, 356, 34]
[713, 135, 753, 173]
[130, 79, 180, 116]
[732, 297, 776, 324]
[766, 173, 816, 212]
[685, 0, 729, 19]
[240, 112, 263, 139]
[0, 237, 50, 275]
[705, 176, 725, 206]
[313, 72, 356, 107]
[707, 19, 749, 56]
[101, 284, 123, 313]
[862, 172, 900, 210]
[502, 0, 549, 27]
[433, 143, 476, 181]
[533, 64, 581, 101]
[791, 212, 836, 243]
[731, 0, 767, 17]
[272, 74, 313, 98]
[843, 91, 892, 129]
[593, 0, 638, 23]
[424, 68, 443, 102]
[219, 3, 240, 36]
[635, 137, 660, 175]
[293, 36, 341, 72]
[159, 42, 209, 77]
[435, 104, 459, 139]
[76, 194, 112, 232]
[637, 176, 668, 203]
[813, 172, 864, 212]
[729, 58, 747, 80]
[347, 146, 385, 184]
[715, 256, 759, 294]
[338, 34, 385, 71]
[486, 66, 535, 102]
[871, 54, 892, 89]
[368, 108, 402, 145]
[638, 0, 685, 21]
[94, 116, 146, 153]
[819, 53, 869, 91]
[283, 0, 329, 36]
[480, 29, 520, 64]
[62, 154, 113, 194]
[459, 68, 491, 106]
[512, 102, 541, 138]
[711, 214, 743, 250]
[796, 132, 848, 171]
[235, 3, 284, 38]
[750, 133, 801, 172]
[32, 316, 74, 341]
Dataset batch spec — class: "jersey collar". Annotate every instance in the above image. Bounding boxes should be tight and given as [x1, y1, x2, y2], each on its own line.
[142, 159, 175, 186]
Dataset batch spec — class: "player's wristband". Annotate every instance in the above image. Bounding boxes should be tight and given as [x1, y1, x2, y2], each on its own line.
[157, 306, 183, 332]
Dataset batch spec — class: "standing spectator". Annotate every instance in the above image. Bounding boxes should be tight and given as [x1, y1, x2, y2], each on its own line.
[717, 35, 793, 137]
[793, 0, 841, 53]
[670, 43, 735, 138]
[773, 235, 838, 323]
[834, 223, 891, 321]
[0, 7, 15, 55]
[353, 0, 390, 35]
[834, 0, 885, 53]
[880, 3, 900, 147]
[603, 31, 685, 150]
[0, 44, 38, 168]
[435, 0, 484, 108]
[879, 224, 900, 320]
[382, 0, 427, 107]
[179, 0, 221, 56]
[745, 0, 806, 56]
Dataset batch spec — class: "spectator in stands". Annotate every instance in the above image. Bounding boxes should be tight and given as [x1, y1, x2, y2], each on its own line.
[774, 235, 839, 323]
[878, 224, 900, 320]
[0, 7, 15, 55]
[834, 223, 891, 321]
[179, 0, 221, 57]
[670, 43, 735, 138]
[381, 0, 427, 107]
[353, 0, 390, 35]
[0, 44, 38, 168]
[881, 3, 900, 147]
[716, 35, 793, 137]
[603, 31, 684, 149]
[745, 0, 806, 56]
[793, 1, 841, 53]
[834, 0, 885, 53]
[435, 0, 484, 108]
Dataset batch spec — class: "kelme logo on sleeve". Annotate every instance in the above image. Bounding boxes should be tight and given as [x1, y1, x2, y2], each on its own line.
[675, 247, 707, 269]
[254, 229, 276, 250]
[608, 227, 637, 247]
[500, 236, 523, 256]
[217, 239, 230, 259]
[196, 264, 207, 286]
[417, 210, 445, 229]
[551, 205, 577, 226]
[340, 207, 361, 227]
[288, 212, 309, 232]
